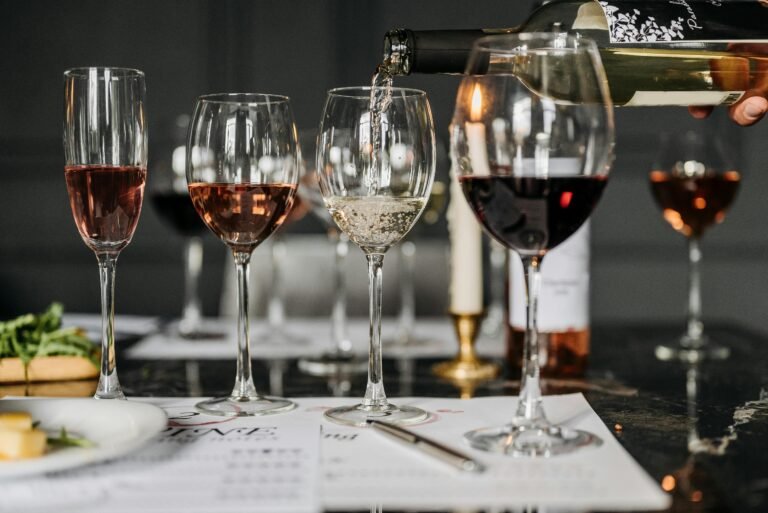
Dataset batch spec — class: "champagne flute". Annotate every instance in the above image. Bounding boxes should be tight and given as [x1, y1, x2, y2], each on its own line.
[317, 86, 436, 426]
[454, 33, 614, 455]
[650, 131, 740, 362]
[187, 93, 299, 416]
[63, 67, 147, 400]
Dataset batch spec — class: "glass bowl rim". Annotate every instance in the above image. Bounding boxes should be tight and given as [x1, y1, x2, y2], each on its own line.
[327, 86, 428, 99]
[63, 67, 145, 78]
[196, 92, 291, 105]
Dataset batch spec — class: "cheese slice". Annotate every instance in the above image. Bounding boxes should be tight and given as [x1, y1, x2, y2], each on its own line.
[0, 411, 33, 431]
[0, 428, 46, 459]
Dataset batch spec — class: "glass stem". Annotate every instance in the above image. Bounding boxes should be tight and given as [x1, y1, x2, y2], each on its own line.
[363, 253, 387, 408]
[95, 252, 124, 400]
[269, 360, 286, 398]
[685, 237, 704, 347]
[396, 241, 416, 344]
[686, 362, 701, 449]
[331, 231, 352, 354]
[483, 241, 508, 337]
[179, 236, 203, 336]
[515, 255, 546, 423]
[232, 251, 258, 399]
[268, 238, 286, 336]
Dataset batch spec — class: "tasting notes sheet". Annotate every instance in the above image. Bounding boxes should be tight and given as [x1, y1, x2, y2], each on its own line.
[0, 395, 670, 512]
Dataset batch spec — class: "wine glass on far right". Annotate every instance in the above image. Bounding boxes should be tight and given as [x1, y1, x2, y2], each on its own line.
[453, 33, 614, 456]
[650, 130, 740, 363]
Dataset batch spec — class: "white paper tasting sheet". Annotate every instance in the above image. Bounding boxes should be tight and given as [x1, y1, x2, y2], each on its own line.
[124, 317, 504, 361]
[0, 395, 670, 512]
[0, 398, 320, 513]
[317, 395, 670, 511]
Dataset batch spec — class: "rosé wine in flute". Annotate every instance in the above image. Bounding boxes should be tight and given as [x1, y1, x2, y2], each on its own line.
[188, 182, 296, 253]
[65, 165, 146, 252]
[63, 66, 147, 400]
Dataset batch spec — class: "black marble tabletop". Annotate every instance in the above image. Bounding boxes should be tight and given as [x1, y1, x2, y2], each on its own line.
[6, 321, 767, 513]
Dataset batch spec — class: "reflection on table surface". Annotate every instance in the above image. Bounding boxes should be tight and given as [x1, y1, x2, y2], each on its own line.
[2, 320, 767, 513]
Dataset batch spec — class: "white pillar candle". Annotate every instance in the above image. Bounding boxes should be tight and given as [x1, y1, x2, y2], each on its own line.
[447, 85, 489, 314]
[448, 154, 483, 314]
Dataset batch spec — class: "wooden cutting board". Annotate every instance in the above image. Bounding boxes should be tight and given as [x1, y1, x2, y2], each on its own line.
[0, 356, 99, 384]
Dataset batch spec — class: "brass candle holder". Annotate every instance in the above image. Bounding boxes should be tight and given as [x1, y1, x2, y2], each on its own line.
[432, 312, 499, 381]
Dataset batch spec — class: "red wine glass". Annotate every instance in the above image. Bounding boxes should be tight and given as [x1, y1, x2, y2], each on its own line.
[63, 67, 147, 400]
[187, 93, 299, 416]
[453, 34, 614, 455]
[150, 114, 213, 339]
[650, 130, 740, 362]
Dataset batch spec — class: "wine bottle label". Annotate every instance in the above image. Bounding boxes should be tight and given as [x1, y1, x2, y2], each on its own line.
[598, 1, 768, 43]
[510, 223, 590, 331]
[624, 90, 744, 106]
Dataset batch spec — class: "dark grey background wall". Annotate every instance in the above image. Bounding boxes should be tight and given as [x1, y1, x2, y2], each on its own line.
[1, 1, 767, 334]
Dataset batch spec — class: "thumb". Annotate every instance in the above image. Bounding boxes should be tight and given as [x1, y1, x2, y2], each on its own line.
[730, 96, 768, 126]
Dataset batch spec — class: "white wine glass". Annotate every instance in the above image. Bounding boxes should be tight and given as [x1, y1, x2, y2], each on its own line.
[63, 67, 147, 400]
[317, 86, 436, 426]
[453, 33, 614, 455]
[187, 93, 299, 416]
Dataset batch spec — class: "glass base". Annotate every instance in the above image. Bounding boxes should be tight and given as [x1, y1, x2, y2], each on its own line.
[177, 328, 228, 341]
[196, 395, 296, 417]
[95, 374, 125, 400]
[464, 422, 602, 457]
[655, 338, 730, 363]
[94, 390, 126, 400]
[298, 352, 367, 377]
[324, 402, 429, 427]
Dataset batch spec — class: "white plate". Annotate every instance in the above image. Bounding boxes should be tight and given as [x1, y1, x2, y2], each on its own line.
[0, 398, 167, 479]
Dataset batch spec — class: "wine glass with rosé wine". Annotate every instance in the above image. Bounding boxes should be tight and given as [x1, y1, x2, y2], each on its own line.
[650, 130, 740, 363]
[63, 67, 147, 400]
[186, 93, 299, 416]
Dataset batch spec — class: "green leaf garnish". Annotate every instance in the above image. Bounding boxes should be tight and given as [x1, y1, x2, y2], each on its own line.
[0, 303, 98, 379]
[47, 426, 95, 448]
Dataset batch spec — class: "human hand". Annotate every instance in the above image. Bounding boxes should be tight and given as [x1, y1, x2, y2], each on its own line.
[689, 96, 768, 126]
[689, 44, 768, 126]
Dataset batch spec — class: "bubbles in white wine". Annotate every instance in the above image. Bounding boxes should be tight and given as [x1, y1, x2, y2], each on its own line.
[325, 196, 425, 253]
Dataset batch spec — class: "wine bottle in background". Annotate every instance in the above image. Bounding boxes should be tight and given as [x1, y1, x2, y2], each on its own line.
[507, 223, 590, 378]
[382, 0, 768, 106]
